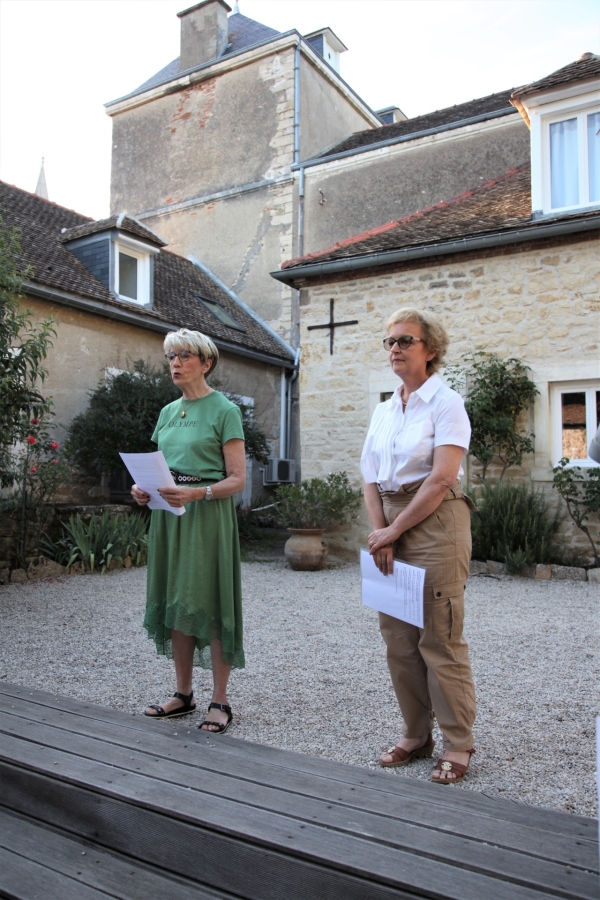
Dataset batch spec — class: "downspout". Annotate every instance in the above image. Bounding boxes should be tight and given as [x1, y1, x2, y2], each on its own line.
[294, 39, 305, 259]
[286, 347, 301, 465]
[280, 368, 287, 458]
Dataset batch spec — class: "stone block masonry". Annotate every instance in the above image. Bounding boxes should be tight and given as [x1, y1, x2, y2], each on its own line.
[298, 235, 600, 557]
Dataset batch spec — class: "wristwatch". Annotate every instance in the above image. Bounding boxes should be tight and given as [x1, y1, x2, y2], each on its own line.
[204, 485, 213, 501]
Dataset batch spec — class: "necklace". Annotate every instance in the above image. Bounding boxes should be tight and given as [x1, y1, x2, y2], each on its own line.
[180, 397, 202, 418]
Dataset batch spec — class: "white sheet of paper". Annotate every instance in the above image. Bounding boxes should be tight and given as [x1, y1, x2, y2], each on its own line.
[119, 450, 185, 516]
[361, 549, 425, 628]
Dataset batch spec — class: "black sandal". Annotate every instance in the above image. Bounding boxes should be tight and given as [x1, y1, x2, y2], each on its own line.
[198, 702, 232, 734]
[144, 691, 196, 719]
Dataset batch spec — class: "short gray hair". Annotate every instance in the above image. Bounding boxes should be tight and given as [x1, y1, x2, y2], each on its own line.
[164, 328, 219, 374]
[386, 308, 449, 375]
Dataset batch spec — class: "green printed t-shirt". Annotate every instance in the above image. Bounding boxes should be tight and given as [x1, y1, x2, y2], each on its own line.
[151, 391, 244, 480]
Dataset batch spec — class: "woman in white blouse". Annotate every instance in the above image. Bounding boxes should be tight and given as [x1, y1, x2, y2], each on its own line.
[362, 308, 477, 784]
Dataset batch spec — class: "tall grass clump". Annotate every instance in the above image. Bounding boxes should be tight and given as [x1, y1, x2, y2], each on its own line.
[471, 481, 561, 573]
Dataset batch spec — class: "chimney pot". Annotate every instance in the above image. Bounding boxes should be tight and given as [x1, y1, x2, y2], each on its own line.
[177, 0, 231, 72]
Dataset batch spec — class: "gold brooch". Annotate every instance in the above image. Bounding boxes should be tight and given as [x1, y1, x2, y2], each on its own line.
[440, 761, 453, 771]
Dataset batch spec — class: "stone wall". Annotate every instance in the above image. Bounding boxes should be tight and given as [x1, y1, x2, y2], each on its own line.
[298, 234, 600, 559]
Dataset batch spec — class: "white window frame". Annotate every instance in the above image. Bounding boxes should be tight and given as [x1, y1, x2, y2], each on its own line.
[550, 381, 600, 467]
[527, 84, 600, 215]
[115, 242, 150, 305]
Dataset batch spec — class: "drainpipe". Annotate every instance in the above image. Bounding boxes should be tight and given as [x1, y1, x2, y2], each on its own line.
[279, 368, 287, 459]
[286, 347, 301, 465]
[293, 40, 301, 165]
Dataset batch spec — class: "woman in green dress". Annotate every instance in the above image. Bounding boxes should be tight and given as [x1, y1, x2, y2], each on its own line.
[131, 328, 246, 734]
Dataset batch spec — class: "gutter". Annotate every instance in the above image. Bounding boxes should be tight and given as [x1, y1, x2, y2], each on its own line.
[188, 255, 295, 361]
[270, 214, 600, 285]
[291, 107, 518, 171]
[24, 281, 295, 369]
[22, 283, 179, 334]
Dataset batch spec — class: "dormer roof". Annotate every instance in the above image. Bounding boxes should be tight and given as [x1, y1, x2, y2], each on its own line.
[512, 53, 600, 102]
[59, 215, 167, 247]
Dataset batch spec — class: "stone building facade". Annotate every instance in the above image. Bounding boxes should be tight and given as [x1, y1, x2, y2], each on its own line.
[274, 54, 600, 559]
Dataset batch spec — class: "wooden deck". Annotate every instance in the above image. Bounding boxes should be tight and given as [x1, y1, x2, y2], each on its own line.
[0, 682, 596, 900]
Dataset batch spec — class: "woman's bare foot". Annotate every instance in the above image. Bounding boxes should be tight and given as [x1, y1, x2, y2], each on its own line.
[144, 690, 194, 718]
[199, 699, 231, 733]
[431, 750, 472, 782]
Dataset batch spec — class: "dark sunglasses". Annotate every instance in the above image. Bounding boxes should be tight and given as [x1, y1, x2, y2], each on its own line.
[382, 335, 425, 351]
[165, 350, 199, 362]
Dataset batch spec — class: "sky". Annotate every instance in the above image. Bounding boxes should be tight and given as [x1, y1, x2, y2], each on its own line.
[1, 0, 598, 220]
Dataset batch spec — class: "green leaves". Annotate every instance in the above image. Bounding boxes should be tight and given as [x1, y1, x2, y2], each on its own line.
[42, 510, 149, 574]
[447, 352, 538, 483]
[552, 458, 600, 567]
[274, 472, 362, 530]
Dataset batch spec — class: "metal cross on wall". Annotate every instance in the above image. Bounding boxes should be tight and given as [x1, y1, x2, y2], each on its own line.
[307, 299, 358, 355]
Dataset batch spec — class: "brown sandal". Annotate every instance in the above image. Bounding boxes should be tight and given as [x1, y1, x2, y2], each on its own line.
[431, 748, 475, 784]
[380, 734, 435, 768]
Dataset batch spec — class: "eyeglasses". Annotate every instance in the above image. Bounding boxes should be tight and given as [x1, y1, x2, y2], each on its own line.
[165, 350, 198, 362]
[382, 335, 425, 351]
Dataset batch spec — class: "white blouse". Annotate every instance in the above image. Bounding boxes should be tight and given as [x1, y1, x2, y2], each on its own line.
[360, 374, 471, 490]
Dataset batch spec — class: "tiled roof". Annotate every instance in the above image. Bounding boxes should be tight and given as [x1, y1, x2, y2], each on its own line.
[319, 90, 516, 158]
[0, 181, 293, 363]
[280, 164, 546, 269]
[60, 215, 167, 247]
[133, 12, 280, 95]
[512, 53, 600, 99]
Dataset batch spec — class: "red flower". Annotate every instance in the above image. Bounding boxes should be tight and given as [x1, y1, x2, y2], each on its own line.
[52, 458, 59, 465]
[72, 470, 77, 475]
[26, 436, 36, 445]
[51, 441, 59, 450]
[30, 466, 37, 474]
[30, 418, 39, 425]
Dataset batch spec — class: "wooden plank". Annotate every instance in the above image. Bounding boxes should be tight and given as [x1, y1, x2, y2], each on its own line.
[0, 741, 593, 900]
[0, 845, 110, 900]
[0, 705, 595, 877]
[0, 809, 231, 900]
[0, 684, 592, 841]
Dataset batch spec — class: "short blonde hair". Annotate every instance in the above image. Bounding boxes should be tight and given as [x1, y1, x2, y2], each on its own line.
[164, 328, 219, 374]
[386, 308, 448, 375]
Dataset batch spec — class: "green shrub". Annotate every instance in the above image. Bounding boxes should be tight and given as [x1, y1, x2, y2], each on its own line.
[471, 481, 561, 572]
[274, 472, 362, 530]
[67, 360, 271, 478]
[42, 510, 148, 573]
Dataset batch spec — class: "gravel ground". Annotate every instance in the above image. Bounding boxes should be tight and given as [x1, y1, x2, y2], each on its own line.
[0, 562, 598, 818]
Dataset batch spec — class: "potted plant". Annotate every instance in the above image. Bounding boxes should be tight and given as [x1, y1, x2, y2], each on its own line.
[274, 472, 362, 570]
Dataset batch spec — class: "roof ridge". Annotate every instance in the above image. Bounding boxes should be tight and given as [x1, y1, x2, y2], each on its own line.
[281, 163, 530, 269]
[0, 179, 94, 222]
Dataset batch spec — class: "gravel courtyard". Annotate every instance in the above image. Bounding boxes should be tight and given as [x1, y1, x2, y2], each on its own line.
[0, 562, 597, 818]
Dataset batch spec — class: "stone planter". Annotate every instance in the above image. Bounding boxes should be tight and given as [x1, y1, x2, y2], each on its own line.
[284, 528, 329, 571]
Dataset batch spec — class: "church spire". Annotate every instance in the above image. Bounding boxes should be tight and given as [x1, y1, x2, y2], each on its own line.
[233, 2, 240, 13]
[35, 158, 48, 200]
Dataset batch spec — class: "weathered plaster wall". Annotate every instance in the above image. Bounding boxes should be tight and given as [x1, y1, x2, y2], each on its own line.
[21, 297, 283, 500]
[299, 57, 375, 161]
[111, 50, 296, 214]
[298, 236, 600, 559]
[142, 181, 296, 343]
[303, 117, 529, 254]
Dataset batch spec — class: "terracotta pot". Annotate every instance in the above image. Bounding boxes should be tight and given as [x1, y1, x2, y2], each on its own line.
[284, 528, 329, 571]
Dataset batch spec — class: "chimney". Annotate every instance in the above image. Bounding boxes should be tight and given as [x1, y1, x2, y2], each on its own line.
[177, 0, 231, 72]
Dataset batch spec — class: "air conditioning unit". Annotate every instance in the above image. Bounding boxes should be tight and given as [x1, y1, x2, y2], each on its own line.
[263, 457, 296, 485]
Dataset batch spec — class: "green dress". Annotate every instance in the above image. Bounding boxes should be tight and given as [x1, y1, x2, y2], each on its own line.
[143, 391, 245, 669]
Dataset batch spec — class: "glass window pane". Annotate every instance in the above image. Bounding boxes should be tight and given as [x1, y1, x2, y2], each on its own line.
[550, 118, 579, 208]
[588, 112, 600, 203]
[561, 392, 587, 459]
[119, 252, 137, 300]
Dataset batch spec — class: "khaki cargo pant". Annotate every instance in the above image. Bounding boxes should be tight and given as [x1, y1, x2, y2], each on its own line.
[378, 480, 476, 751]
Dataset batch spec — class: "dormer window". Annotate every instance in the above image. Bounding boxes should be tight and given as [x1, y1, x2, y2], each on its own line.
[547, 106, 600, 210]
[511, 53, 600, 217]
[114, 239, 152, 305]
